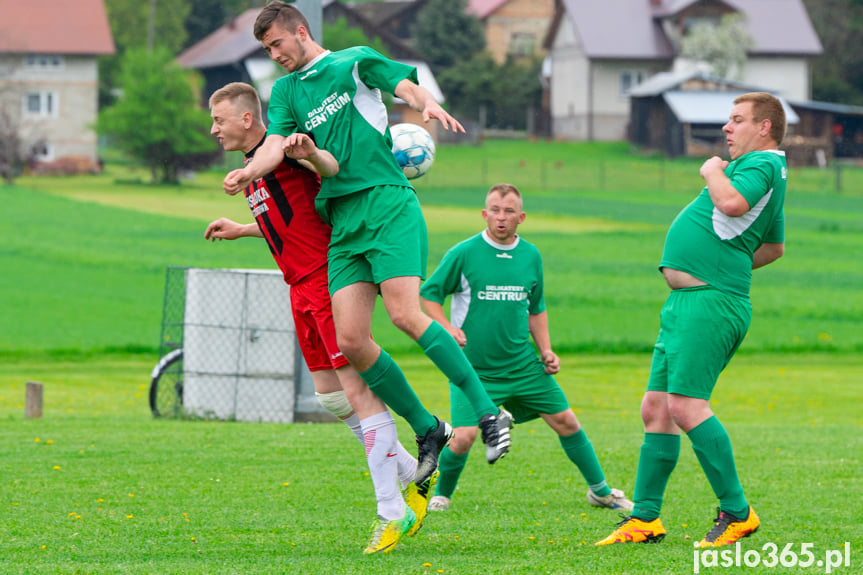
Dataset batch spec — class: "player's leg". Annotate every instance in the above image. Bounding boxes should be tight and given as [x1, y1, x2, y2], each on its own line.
[540, 408, 633, 512]
[379, 275, 511, 464]
[596, 303, 680, 546]
[429, 382, 481, 511]
[331, 281, 450, 486]
[668, 288, 757, 548]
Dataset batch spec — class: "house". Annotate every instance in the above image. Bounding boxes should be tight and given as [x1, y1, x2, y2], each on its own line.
[467, 0, 555, 64]
[544, 0, 822, 142]
[628, 71, 800, 158]
[0, 0, 115, 173]
[176, 1, 444, 139]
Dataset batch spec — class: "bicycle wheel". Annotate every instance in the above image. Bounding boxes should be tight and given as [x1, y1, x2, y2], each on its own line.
[149, 348, 184, 418]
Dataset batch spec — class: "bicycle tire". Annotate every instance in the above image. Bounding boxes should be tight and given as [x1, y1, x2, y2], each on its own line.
[149, 348, 184, 418]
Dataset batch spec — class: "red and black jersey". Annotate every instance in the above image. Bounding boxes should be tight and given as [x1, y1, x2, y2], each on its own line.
[244, 138, 331, 285]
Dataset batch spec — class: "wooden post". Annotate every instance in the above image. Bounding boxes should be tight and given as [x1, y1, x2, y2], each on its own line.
[25, 381, 43, 419]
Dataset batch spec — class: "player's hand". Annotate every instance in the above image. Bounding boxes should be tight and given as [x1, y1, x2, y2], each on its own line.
[283, 133, 318, 160]
[540, 350, 560, 375]
[423, 102, 466, 134]
[699, 156, 728, 180]
[446, 326, 467, 348]
[223, 168, 252, 196]
[204, 217, 242, 241]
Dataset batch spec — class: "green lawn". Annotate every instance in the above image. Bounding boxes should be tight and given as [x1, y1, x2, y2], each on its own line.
[2, 140, 861, 573]
[1, 352, 860, 574]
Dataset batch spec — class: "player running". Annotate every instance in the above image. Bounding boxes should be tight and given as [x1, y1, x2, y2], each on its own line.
[420, 183, 633, 515]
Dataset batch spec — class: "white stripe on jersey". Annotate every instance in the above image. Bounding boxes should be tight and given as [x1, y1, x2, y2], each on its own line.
[712, 189, 772, 240]
[351, 62, 388, 135]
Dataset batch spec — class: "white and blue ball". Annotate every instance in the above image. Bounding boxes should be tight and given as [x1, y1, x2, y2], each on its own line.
[390, 123, 435, 180]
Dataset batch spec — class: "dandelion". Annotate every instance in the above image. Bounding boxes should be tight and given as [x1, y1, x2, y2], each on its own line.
[128, 494, 135, 498]
[35, 438, 40, 443]
[53, 466, 61, 470]
[423, 563, 432, 568]
[126, 515, 134, 519]
[46, 440, 54, 445]
[528, 536, 535, 541]
[97, 498, 104, 503]
[283, 482, 290, 487]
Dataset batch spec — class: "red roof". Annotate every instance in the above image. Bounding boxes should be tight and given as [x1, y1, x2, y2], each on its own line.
[0, 0, 114, 55]
[467, 0, 510, 20]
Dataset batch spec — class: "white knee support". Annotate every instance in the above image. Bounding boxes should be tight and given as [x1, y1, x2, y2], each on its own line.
[315, 390, 354, 419]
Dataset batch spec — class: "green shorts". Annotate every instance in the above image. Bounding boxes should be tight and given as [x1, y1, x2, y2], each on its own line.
[316, 185, 428, 295]
[647, 285, 751, 400]
[449, 361, 571, 427]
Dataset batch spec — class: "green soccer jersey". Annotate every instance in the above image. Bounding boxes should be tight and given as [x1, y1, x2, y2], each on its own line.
[421, 230, 546, 379]
[266, 46, 415, 198]
[660, 150, 787, 299]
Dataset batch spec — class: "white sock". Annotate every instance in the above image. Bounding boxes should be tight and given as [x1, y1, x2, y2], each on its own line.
[395, 441, 418, 489]
[361, 411, 404, 520]
[341, 412, 364, 443]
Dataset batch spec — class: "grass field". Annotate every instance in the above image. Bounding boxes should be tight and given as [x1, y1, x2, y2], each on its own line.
[2, 140, 862, 573]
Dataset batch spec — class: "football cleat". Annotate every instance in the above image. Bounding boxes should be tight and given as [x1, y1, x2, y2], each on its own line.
[363, 506, 417, 554]
[478, 407, 513, 464]
[415, 417, 453, 486]
[428, 495, 451, 512]
[587, 487, 635, 512]
[694, 506, 759, 548]
[595, 515, 666, 545]
[404, 470, 439, 536]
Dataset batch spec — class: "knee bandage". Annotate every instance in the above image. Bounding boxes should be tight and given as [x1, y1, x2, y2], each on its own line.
[315, 390, 354, 419]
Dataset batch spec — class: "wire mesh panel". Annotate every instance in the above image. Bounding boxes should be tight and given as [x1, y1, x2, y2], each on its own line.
[152, 266, 308, 423]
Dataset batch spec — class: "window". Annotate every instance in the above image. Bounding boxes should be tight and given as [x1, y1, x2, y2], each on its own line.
[509, 33, 536, 57]
[24, 54, 63, 69]
[23, 91, 58, 118]
[620, 70, 646, 98]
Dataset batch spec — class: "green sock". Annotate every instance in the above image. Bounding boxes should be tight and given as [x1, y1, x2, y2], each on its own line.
[434, 446, 469, 499]
[359, 349, 437, 436]
[560, 429, 610, 497]
[632, 433, 681, 521]
[687, 416, 749, 518]
[418, 322, 496, 417]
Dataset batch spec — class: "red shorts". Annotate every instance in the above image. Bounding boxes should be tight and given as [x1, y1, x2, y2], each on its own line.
[290, 265, 349, 372]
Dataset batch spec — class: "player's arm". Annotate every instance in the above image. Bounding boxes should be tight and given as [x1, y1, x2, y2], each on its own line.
[223, 134, 286, 195]
[282, 133, 339, 177]
[420, 297, 466, 347]
[752, 242, 784, 269]
[204, 217, 263, 241]
[700, 156, 750, 217]
[394, 79, 465, 134]
[528, 311, 560, 374]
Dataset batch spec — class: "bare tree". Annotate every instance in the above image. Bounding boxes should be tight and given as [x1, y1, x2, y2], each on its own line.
[0, 55, 41, 185]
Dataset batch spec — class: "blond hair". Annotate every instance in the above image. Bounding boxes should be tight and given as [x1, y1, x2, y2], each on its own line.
[208, 82, 263, 125]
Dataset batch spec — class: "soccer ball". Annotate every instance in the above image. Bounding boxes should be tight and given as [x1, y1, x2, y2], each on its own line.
[390, 123, 435, 180]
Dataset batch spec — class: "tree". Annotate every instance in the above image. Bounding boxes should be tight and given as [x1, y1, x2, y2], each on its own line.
[803, 0, 863, 104]
[184, 0, 263, 50]
[414, 0, 485, 74]
[0, 59, 41, 185]
[100, 0, 192, 108]
[680, 13, 754, 80]
[438, 54, 542, 130]
[323, 16, 390, 56]
[97, 47, 216, 184]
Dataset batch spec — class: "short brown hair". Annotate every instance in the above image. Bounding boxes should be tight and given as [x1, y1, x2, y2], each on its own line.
[487, 183, 522, 209]
[735, 92, 786, 146]
[208, 82, 262, 124]
[254, 1, 312, 41]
